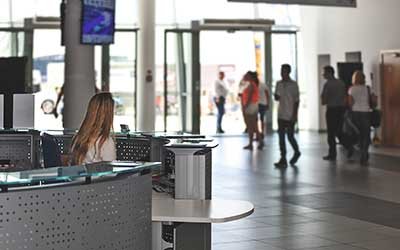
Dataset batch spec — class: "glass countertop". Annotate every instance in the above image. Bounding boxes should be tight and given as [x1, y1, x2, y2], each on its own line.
[0, 161, 160, 187]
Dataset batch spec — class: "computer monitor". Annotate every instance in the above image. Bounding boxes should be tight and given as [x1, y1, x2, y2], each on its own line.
[0, 57, 27, 94]
[0, 57, 28, 129]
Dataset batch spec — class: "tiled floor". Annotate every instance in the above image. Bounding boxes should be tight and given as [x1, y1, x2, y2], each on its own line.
[211, 132, 400, 250]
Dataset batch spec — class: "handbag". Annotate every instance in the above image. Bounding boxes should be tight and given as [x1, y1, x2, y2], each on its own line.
[343, 111, 359, 136]
[342, 110, 359, 146]
[370, 109, 381, 128]
[367, 87, 381, 128]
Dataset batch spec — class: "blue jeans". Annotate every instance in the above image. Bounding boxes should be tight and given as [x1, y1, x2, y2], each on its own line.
[258, 104, 268, 123]
[215, 96, 225, 131]
[278, 119, 300, 159]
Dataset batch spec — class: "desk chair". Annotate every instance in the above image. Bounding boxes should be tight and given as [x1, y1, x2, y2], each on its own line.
[41, 133, 62, 168]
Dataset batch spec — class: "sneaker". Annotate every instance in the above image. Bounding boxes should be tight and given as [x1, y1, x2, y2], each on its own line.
[243, 145, 253, 150]
[323, 155, 336, 161]
[290, 151, 301, 165]
[274, 159, 288, 168]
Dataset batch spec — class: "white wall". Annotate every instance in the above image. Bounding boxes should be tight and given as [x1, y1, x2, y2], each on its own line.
[299, 0, 400, 130]
[298, 7, 320, 130]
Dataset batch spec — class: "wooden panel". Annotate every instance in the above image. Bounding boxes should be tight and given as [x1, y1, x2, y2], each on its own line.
[382, 53, 400, 146]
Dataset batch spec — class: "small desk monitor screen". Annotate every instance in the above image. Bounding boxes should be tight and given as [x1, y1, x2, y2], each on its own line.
[81, 0, 116, 44]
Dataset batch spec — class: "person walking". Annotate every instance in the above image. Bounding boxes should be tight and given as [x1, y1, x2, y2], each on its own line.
[348, 71, 377, 166]
[238, 79, 249, 134]
[214, 71, 228, 133]
[258, 80, 270, 145]
[242, 71, 260, 150]
[321, 66, 347, 161]
[274, 64, 301, 168]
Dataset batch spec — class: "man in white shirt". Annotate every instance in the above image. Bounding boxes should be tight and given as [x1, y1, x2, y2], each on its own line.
[274, 64, 301, 168]
[214, 71, 228, 133]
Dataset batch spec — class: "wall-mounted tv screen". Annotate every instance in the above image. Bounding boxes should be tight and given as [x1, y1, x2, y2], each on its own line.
[81, 0, 116, 44]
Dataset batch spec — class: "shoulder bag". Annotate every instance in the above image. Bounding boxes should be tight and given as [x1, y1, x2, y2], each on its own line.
[367, 86, 381, 128]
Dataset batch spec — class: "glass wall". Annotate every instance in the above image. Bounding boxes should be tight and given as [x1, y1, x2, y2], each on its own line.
[33, 29, 65, 130]
[0, 0, 139, 131]
[271, 33, 302, 130]
[0, 32, 13, 57]
[109, 32, 137, 130]
[0, 1, 10, 25]
[0, 0, 304, 131]
[162, 32, 181, 132]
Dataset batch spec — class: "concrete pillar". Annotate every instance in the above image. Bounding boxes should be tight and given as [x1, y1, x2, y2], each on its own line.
[137, 0, 156, 131]
[63, 0, 96, 129]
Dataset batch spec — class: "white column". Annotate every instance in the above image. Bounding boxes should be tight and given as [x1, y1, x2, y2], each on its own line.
[137, 0, 156, 131]
[63, 0, 96, 130]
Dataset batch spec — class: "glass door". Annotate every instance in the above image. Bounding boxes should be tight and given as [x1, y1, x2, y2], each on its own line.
[271, 33, 299, 130]
[32, 29, 65, 130]
[108, 30, 138, 131]
[199, 31, 264, 135]
[163, 29, 200, 133]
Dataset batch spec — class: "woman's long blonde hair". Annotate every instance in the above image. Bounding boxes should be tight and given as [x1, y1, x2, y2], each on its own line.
[352, 70, 366, 85]
[71, 92, 114, 165]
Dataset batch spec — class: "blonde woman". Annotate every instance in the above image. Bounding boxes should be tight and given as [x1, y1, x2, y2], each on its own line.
[71, 92, 116, 165]
[348, 71, 376, 166]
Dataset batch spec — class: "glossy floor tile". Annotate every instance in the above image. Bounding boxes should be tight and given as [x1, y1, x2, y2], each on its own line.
[211, 133, 400, 249]
[260, 235, 339, 249]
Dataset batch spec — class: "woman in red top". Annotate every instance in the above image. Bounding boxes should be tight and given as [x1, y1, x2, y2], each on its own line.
[242, 71, 261, 150]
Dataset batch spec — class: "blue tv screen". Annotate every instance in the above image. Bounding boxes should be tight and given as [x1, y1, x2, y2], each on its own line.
[81, 0, 115, 44]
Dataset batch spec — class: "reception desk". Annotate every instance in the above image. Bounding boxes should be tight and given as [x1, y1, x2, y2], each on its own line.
[0, 161, 160, 250]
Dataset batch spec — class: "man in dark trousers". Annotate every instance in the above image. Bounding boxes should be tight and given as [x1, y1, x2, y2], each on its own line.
[214, 71, 228, 133]
[274, 64, 301, 168]
[321, 66, 347, 161]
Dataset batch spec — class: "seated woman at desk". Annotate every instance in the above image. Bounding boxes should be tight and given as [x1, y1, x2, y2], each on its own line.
[71, 92, 116, 164]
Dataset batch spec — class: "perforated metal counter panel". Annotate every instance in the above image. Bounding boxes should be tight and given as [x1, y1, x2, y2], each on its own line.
[0, 173, 152, 250]
[116, 137, 151, 162]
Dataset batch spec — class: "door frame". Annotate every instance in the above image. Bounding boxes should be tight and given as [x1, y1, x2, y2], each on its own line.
[102, 28, 139, 130]
[164, 21, 298, 134]
[317, 54, 331, 132]
[163, 29, 197, 133]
